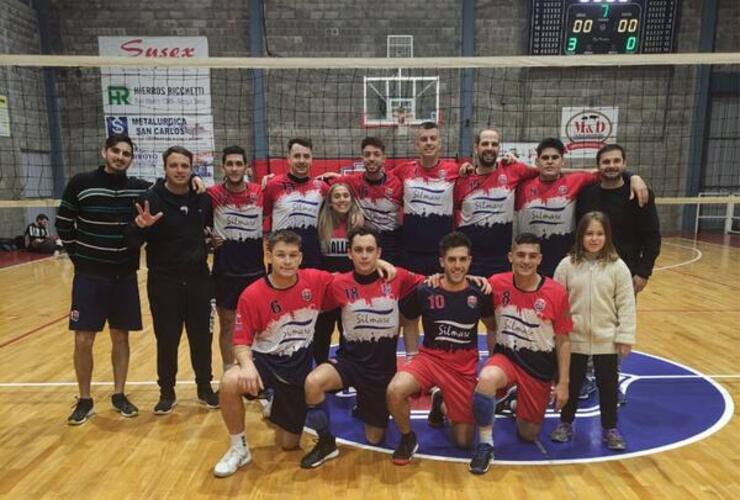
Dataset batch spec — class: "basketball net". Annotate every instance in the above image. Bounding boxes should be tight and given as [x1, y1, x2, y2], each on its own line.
[395, 108, 409, 137]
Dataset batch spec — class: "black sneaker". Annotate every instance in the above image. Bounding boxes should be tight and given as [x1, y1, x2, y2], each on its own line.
[391, 432, 419, 465]
[197, 386, 220, 409]
[300, 435, 339, 469]
[468, 443, 494, 475]
[427, 388, 444, 428]
[67, 397, 94, 425]
[111, 393, 139, 417]
[153, 398, 177, 415]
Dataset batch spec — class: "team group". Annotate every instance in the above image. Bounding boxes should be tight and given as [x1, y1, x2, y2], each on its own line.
[54, 122, 661, 476]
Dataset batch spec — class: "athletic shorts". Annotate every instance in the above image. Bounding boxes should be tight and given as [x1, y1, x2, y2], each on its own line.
[214, 273, 264, 310]
[485, 353, 551, 425]
[399, 347, 478, 424]
[331, 355, 394, 429]
[402, 251, 441, 276]
[252, 355, 307, 435]
[69, 272, 142, 332]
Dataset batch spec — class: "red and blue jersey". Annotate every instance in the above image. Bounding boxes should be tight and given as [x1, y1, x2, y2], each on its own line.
[392, 160, 460, 255]
[207, 183, 264, 277]
[263, 173, 328, 268]
[233, 269, 334, 385]
[489, 272, 572, 382]
[323, 268, 422, 374]
[320, 219, 353, 273]
[516, 171, 598, 277]
[401, 282, 493, 360]
[454, 161, 537, 276]
[334, 172, 403, 263]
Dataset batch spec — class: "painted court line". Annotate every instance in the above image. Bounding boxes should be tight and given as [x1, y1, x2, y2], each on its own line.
[653, 241, 703, 271]
[0, 255, 54, 271]
[1, 374, 739, 388]
[0, 314, 68, 349]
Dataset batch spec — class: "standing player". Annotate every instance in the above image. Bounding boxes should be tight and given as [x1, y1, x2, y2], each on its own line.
[56, 134, 152, 424]
[393, 122, 460, 275]
[517, 138, 648, 277]
[454, 129, 539, 276]
[125, 146, 218, 415]
[386, 232, 495, 464]
[207, 145, 265, 372]
[300, 226, 422, 468]
[329, 137, 404, 264]
[263, 138, 328, 268]
[212, 230, 334, 477]
[468, 233, 572, 475]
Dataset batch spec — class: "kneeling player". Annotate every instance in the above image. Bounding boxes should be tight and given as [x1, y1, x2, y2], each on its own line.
[468, 233, 572, 475]
[387, 232, 495, 465]
[301, 226, 422, 468]
[213, 230, 334, 477]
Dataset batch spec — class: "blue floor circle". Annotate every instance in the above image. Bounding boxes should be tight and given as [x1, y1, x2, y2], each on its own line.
[319, 338, 733, 465]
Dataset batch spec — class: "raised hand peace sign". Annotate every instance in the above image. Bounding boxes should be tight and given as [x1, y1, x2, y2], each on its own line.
[134, 200, 163, 228]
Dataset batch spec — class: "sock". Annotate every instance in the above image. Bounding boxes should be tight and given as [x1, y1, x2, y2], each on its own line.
[472, 392, 496, 447]
[306, 402, 331, 438]
[478, 427, 494, 447]
[230, 433, 247, 452]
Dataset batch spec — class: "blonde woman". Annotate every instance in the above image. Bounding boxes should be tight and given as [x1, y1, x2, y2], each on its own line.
[314, 183, 365, 364]
[551, 211, 636, 450]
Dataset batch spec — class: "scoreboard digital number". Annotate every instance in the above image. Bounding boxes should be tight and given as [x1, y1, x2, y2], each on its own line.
[530, 0, 679, 55]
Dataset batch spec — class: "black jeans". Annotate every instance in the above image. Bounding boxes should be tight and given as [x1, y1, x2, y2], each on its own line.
[147, 273, 213, 396]
[560, 352, 619, 429]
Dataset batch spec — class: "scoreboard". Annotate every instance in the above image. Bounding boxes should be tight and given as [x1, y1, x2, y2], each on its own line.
[530, 0, 680, 55]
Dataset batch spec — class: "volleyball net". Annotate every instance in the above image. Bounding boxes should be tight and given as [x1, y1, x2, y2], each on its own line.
[0, 52, 738, 237]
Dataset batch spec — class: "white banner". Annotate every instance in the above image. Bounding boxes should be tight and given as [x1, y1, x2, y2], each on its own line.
[560, 107, 619, 159]
[99, 36, 214, 182]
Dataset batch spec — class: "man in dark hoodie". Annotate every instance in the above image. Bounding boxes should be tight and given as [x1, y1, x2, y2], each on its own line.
[125, 145, 219, 415]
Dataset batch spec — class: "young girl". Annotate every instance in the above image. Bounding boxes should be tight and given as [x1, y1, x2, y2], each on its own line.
[551, 211, 636, 450]
[313, 183, 365, 364]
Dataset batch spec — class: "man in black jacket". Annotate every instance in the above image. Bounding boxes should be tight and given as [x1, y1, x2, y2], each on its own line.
[576, 143, 661, 404]
[126, 145, 219, 415]
[577, 144, 661, 292]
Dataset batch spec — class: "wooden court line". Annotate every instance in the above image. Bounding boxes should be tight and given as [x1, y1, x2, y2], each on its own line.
[665, 268, 740, 291]
[0, 314, 67, 349]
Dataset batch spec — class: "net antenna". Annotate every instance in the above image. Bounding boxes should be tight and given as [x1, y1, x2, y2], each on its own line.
[363, 35, 440, 135]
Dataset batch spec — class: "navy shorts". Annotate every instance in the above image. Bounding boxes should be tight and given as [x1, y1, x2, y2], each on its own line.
[331, 354, 394, 429]
[69, 273, 142, 332]
[214, 273, 264, 310]
[402, 251, 441, 276]
[253, 355, 307, 435]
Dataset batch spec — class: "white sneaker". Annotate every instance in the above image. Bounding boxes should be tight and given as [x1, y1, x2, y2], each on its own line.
[262, 391, 274, 419]
[213, 446, 252, 477]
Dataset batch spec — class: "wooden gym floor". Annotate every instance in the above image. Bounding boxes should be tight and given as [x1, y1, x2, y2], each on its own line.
[0, 236, 737, 499]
